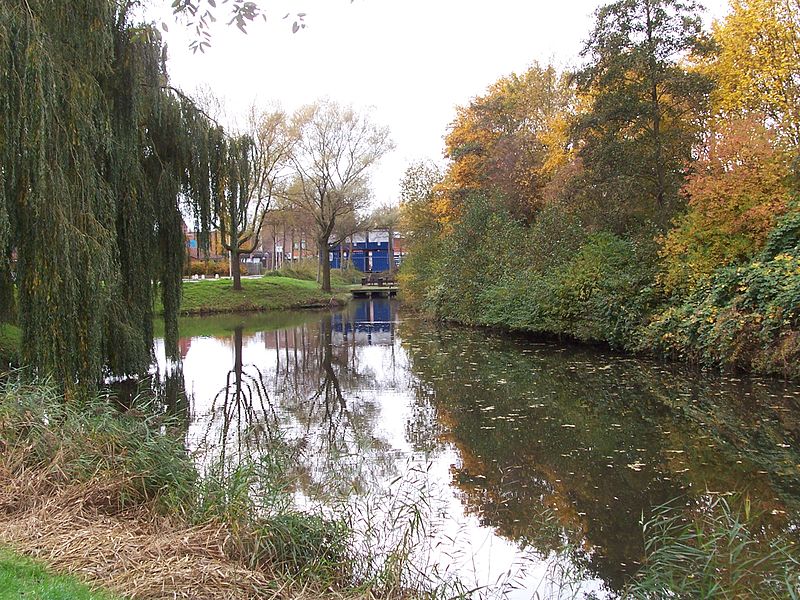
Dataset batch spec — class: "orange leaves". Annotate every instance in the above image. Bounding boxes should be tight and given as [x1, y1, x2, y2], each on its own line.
[440, 64, 575, 223]
[659, 116, 793, 293]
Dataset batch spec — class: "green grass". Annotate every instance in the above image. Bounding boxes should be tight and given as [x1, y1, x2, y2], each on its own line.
[159, 276, 351, 316]
[263, 261, 363, 286]
[0, 549, 121, 600]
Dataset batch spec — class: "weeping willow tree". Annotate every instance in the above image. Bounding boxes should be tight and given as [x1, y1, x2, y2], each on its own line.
[0, 0, 244, 392]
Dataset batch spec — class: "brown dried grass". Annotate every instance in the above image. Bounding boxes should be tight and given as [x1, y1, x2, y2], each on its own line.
[0, 469, 373, 600]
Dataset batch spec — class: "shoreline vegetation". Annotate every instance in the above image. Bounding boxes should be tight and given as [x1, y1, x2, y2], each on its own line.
[0, 380, 419, 600]
[2, 377, 797, 599]
[394, 0, 800, 380]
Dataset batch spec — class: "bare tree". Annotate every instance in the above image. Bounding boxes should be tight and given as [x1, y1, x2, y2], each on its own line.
[216, 106, 295, 290]
[287, 100, 393, 292]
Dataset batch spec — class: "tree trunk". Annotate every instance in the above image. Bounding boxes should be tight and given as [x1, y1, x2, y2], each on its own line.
[319, 235, 332, 292]
[388, 226, 395, 274]
[282, 226, 287, 269]
[231, 248, 242, 291]
[271, 227, 277, 270]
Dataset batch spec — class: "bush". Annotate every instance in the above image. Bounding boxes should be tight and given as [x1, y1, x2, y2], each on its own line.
[480, 232, 658, 348]
[186, 259, 247, 277]
[642, 206, 800, 376]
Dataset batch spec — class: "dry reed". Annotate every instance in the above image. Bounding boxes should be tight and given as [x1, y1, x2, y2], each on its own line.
[0, 471, 381, 599]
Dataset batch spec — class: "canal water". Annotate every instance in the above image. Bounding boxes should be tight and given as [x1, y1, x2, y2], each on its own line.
[155, 298, 800, 598]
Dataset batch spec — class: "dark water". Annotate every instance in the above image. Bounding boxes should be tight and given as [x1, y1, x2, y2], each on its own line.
[155, 298, 800, 598]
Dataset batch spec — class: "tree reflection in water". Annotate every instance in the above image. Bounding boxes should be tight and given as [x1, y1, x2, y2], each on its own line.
[181, 300, 408, 501]
[199, 325, 282, 465]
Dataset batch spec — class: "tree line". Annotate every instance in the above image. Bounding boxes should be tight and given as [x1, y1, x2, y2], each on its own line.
[400, 0, 800, 377]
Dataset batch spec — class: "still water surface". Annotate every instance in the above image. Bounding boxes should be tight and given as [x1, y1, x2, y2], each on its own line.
[156, 298, 800, 598]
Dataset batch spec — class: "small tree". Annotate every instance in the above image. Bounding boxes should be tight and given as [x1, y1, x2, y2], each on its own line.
[288, 100, 393, 292]
[214, 107, 294, 290]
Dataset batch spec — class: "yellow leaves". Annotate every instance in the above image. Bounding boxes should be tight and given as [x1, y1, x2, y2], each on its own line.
[708, 0, 800, 147]
[440, 63, 576, 221]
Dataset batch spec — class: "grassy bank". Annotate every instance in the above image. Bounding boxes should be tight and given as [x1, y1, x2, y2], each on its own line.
[162, 276, 351, 316]
[0, 379, 431, 599]
[0, 549, 121, 600]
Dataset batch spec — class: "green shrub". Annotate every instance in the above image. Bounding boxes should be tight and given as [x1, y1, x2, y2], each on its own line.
[479, 232, 659, 349]
[642, 206, 800, 376]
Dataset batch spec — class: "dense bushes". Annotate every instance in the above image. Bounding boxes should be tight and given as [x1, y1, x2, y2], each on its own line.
[402, 196, 800, 377]
[643, 207, 800, 377]
[416, 201, 661, 350]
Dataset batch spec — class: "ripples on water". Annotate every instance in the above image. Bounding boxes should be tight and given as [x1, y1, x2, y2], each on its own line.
[154, 298, 800, 598]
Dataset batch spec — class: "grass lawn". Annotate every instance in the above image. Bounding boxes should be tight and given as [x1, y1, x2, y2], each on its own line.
[160, 276, 352, 316]
[0, 549, 120, 600]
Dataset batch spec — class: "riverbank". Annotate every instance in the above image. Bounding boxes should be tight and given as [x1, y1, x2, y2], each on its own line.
[162, 276, 351, 316]
[0, 380, 409, 600]
[401, 205, 800, 379]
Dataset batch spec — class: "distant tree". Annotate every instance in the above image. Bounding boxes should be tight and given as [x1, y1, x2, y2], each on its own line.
[574, 0, 712, 223]
[287, 101, 392, 292]
[399, 160, 444, 239]
[212, 107, 294, 290]
[708, 0, 800, 148]
[398, 161, 445, 301]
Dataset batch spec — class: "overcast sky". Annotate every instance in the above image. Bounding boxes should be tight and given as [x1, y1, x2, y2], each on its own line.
[154, 0, 730, 208]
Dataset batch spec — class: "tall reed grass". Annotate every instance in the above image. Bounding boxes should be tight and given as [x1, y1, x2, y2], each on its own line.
[627, 496, 800, 599]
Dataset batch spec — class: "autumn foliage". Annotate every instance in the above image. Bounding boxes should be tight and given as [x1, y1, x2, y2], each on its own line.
[401, 0, 800, 377]
[660, 117, 794, 293]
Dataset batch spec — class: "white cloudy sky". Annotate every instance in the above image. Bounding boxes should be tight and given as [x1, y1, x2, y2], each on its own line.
[153, 0, 730, 208]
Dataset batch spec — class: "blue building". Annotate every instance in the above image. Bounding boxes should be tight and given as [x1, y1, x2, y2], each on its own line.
[329, 229, 403, 273]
